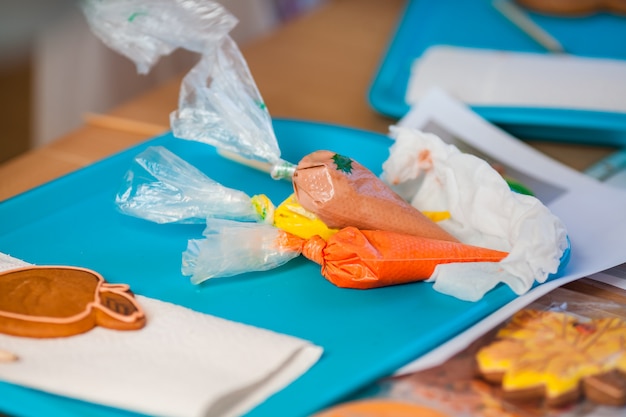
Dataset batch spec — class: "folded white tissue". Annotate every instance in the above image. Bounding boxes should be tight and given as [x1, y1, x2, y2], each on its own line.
[381, 127, 569, 301]
[0, 253, 322, 417]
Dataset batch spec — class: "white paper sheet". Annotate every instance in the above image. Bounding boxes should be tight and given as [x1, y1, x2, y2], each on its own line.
[406, 46, 626, 114]
[394, 89, 626, 375]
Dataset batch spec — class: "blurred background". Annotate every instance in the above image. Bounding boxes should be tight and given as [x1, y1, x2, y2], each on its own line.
[0, 0, 324, 164]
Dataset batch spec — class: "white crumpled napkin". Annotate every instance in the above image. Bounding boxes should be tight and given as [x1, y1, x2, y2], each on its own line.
[0, 253, 322, 417]
[381, 127, 569, 301]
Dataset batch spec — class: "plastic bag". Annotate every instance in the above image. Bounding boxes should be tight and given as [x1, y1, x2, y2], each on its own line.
[182, 221, 509, 288]
[171, 35, 282, 164]
[182, 219, 302, 284]
[82, 0, 236, 74]
[115, 146, 270, 224]
[81, 0, 288, 167]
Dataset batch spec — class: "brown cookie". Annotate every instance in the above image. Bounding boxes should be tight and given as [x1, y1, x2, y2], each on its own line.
[0, 266, 146, 338]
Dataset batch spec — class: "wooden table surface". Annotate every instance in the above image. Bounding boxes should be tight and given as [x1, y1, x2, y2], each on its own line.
[0, 0, 624, 305]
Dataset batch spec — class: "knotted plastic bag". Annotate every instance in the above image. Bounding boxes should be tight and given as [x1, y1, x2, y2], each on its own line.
[182, 219, 303, 284]
[81, 0, 286, 167]
[115, 146, 273, 224]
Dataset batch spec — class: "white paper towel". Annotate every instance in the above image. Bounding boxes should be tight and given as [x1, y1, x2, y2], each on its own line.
[381, 127, 569, 301]
[0, 253, 322, 417]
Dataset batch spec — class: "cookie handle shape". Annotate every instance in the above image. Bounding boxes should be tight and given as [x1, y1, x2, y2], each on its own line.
[94, 283, 146, 331]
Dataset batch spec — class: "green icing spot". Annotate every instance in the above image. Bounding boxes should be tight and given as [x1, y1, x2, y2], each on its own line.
[506, 178, 534, 196]
[128, 11, 147, 22]
[332, 154, 353, 174]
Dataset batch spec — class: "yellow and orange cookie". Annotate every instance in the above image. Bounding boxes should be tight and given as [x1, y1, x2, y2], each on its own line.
[0, 266, 146, 338]
[476, 309, 626, 407]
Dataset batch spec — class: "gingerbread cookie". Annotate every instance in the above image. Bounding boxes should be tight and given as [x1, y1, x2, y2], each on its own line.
[476, 309, 626, 407]
[0, 266, 146, 338]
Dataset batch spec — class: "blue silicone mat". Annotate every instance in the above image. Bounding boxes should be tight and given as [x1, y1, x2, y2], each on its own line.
[369, 0, 626, 145]
[0, 119, 567, 417]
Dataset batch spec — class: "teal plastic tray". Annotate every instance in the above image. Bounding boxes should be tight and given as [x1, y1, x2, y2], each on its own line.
[0, 119, 569, 417]
[369, 0, 626, 145]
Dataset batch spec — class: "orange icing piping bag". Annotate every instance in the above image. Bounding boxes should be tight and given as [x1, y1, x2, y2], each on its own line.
[279, 227, 508, 290]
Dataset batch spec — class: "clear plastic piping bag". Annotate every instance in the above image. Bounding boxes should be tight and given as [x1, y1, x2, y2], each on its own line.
[82, 0, 294, 176]
[82, 0, 237, 74]
[115, 146, 272, 224]
[182, 219, 302, 284]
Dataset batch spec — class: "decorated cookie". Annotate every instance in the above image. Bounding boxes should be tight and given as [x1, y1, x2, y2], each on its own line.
[476, 309, 626, 407]
[0, 266, 146, 338]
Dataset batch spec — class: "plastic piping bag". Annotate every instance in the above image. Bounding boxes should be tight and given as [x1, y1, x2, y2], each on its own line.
[116, 146, 273, 224]
[81, 0, 293, 175]
[115, 146, 341, 243]
[182, 222, 508, 287]
[182, 219, 303, 284]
